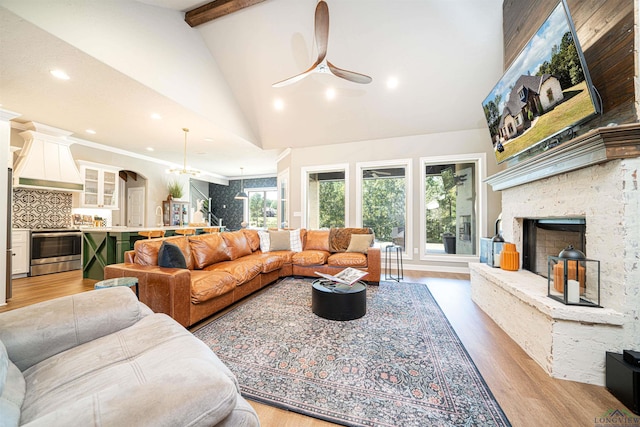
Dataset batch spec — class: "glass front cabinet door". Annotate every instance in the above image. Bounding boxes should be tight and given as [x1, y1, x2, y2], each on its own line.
[77, 161, 119, 209]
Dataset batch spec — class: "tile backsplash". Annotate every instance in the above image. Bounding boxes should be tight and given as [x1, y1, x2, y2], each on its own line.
[12, 188, 73, 229]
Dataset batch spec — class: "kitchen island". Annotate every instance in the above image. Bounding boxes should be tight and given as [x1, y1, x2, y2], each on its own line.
[82, 226, 210, 280]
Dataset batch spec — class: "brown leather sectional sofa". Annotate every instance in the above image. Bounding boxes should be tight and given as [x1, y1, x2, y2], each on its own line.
[104, 228, 380, 327]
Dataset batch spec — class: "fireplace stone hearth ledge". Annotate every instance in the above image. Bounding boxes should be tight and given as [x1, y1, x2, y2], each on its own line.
[472, 123, 640, 386]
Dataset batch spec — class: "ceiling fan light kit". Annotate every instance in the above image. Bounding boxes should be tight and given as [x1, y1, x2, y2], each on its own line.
[272, 1, 372, 88]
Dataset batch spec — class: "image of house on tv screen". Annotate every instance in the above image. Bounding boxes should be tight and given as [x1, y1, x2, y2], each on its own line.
[482, 1, 598, 164]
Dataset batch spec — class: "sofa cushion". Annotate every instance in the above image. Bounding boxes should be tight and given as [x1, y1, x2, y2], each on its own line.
[19, 314, 239, 426]
[346, 234, 375, 254]
[158, 241, 187, 268]
[329, 227, 373, 253]
[241, 253, 285, 273]
[221, 231, 252, 260]
[134, 236, 194, 270]
[241, 229, 261, 252]
[189, 233, 231, 269]
[190, 270, 236, 304]
[204, 259, 262, 285]
[0, 340, 26, 427]
[268, 250, 295, 263]
[304, 230, 330, 252]
[292, 250, 330, 266]
[328, 252, 368, 268]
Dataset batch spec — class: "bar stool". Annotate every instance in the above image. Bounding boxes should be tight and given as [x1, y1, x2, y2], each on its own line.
[138, 230, 165, 239]
[175, 228, 196, 236]
[203, 227, 220, 233]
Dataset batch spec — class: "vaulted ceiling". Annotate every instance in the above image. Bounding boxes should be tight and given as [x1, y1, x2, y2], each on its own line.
[0, 0, 503, 179]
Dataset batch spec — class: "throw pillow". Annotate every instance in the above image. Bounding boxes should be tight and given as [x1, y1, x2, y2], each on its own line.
[258, 230, 271, 252]
[346, 234, 374, 254]
[158, 241, 187, 268]
[289, 228, 302, 252]
[268, 230, 290, 251]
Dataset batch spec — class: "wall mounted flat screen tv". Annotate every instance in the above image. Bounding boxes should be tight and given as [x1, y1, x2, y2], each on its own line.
[482, 0, 601, 165]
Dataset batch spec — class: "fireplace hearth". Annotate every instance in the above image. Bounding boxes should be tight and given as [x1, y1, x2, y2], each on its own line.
[522, 218, 585, 277]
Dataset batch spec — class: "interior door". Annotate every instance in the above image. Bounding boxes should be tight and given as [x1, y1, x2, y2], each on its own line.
[127, 187, 145, 227]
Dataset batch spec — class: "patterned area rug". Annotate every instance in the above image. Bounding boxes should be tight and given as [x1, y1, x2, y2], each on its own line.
[194, 278, 511, 427]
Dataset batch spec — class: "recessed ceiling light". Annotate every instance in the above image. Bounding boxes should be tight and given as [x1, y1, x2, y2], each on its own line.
[325, 88, 336, 100]
[151, 113, 161, 120]
[50, 69, 70, 80]
[273, 98, 284, 111]
[86, 129, 96, 135]
[146, 147, 154, 152]
[387, 76, 399, 89]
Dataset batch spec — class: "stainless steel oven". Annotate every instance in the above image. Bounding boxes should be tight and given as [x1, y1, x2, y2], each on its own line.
[30, 229, 82, 276]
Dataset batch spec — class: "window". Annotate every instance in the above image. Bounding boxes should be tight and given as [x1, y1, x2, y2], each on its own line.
[357, 160, 412, 255]
[277, 169, 289, 228]
[247, 189, 277, 228]
[420, 154, 485, 259]
[302, 165, 348, 228]
[547, 88, 554, 103]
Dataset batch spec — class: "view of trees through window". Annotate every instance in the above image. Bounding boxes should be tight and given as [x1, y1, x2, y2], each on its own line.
[307, 171, 345, 229]
[248, 190, 277, 228]
[424, 162, 476, 255]
[361, 167, 406, 250]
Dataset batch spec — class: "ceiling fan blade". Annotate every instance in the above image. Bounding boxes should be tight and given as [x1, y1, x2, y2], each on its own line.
[271, 58, 323, 87]
[314, 1, 329, 62]
[327, 61, 372, 84]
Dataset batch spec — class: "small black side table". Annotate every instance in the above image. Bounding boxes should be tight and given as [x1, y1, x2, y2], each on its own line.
[385, 245, 403, 282]
[311, 279, 366, 321]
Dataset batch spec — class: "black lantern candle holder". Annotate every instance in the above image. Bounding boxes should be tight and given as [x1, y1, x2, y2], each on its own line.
[547, 245, 600, 307]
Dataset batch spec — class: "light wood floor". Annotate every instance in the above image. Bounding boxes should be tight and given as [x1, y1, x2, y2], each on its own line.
[2, 270, 626, 426]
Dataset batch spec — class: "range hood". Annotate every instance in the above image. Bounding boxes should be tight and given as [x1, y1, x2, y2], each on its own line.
[13, 122, 84, 192]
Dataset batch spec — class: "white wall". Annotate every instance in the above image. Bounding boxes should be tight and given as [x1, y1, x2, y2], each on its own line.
[281, 128, 504, 272]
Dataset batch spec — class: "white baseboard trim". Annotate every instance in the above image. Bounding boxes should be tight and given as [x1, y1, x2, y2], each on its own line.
[402, 263, 470, 274]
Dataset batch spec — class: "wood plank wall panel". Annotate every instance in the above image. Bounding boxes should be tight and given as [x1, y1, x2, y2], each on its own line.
[502, 0, 636, 126]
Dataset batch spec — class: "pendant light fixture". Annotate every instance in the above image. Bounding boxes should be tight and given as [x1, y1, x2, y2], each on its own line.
[235, 167, 248, 200]
[168, 128, 200, 176]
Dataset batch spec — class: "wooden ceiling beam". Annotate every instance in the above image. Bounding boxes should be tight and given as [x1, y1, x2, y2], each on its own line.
[185, 0, 267, 27]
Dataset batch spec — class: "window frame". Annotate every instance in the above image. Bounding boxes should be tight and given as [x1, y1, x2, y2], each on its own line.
[301, 163, 349, 229]
[277, 168, 289, 228]
[245, 187, 278, 229]
[419, 153, 486, 262]
[355, 159, 413, 259]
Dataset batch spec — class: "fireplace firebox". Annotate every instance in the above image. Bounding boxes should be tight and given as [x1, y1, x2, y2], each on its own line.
[522, 218, 585, 277]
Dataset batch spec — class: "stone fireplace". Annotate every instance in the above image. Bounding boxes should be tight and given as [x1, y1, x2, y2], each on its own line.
[470, 124, 640, 386]
[521, 218, 586, 277]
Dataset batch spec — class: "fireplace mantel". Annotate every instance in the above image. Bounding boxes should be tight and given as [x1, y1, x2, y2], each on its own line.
[486, 123, 640, 191]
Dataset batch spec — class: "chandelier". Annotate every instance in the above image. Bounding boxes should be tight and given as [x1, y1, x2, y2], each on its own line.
[168, 128, 200, 176]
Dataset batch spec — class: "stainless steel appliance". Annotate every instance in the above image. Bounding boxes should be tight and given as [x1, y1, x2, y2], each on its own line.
[30, 229, 82, 276]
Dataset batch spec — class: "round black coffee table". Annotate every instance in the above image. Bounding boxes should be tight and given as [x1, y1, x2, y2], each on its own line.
[311, 279, 366, 321]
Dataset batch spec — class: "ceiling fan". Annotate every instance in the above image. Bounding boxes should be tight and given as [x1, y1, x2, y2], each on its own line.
[272, 1, 372, 88]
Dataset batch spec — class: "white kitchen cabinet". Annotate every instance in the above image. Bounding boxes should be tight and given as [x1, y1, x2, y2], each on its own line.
[77, 161, 119, 209]
[11, 229, 29, 277]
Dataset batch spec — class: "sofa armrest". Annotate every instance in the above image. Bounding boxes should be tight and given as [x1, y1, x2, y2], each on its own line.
[104, 264, 192, 327]
[367, 247, 381, 284]
[0, 287, 147, 371]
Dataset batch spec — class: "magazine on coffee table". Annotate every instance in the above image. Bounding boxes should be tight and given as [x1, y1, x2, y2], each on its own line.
[315, 268, 368, 286]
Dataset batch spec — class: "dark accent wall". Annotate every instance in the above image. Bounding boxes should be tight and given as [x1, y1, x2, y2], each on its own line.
[503, 0, 636, 128]
[208, 176, 276, 230]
